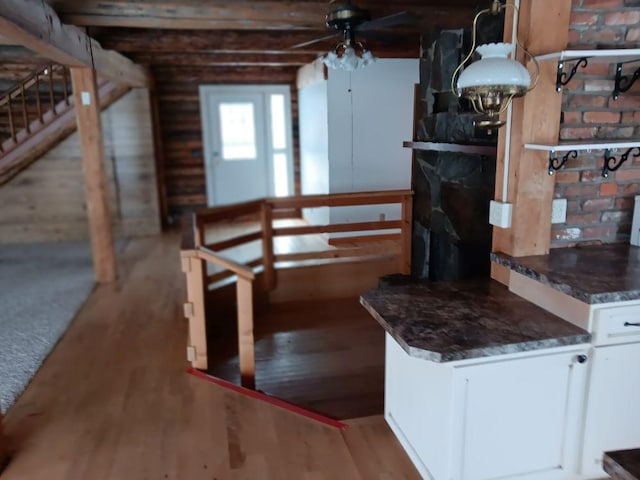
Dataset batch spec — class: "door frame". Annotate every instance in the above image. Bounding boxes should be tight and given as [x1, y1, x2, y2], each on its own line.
[199, 84, 294, 207]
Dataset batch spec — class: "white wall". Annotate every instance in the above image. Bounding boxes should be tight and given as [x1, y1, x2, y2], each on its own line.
[299, 79, 330, 225]
[327, 59, 418, 226]
[298, 58, 418, 229]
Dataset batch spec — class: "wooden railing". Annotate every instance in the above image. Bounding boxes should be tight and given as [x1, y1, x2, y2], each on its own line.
[180, 190, 413, 388]
[0, 64, 72, 157]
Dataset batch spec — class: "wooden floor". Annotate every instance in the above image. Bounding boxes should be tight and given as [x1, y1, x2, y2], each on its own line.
[0, 233, 419, 480]
[208, 298, 386, 420]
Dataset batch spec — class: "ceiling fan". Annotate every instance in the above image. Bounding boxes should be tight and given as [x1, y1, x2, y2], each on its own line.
[290, 2, 416, 51]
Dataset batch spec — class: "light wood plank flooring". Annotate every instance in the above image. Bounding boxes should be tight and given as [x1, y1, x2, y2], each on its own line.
[0, 233, 419, 479]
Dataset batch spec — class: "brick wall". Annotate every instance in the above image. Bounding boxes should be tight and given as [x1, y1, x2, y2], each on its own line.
[552, 0, 640, 247]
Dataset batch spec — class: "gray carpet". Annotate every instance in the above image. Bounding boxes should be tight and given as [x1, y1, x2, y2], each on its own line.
[0, 241, 97, 414]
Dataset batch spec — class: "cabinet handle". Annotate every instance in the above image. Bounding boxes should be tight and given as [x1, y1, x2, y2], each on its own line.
[624, 322, 640, 327]
[576, 354, 588, 364]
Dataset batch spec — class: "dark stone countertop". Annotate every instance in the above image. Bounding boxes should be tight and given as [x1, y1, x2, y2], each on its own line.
[604, 449, 640, 480]
[360, 279, 590, 362]
[491, 244, 640, 304]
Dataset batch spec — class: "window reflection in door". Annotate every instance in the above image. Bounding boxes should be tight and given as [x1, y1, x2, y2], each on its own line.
[218, 102, 257, 161]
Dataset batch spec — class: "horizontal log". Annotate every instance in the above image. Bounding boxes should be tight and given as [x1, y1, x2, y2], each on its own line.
[52, 1, 475, 31]
[132, 52, 319, 67]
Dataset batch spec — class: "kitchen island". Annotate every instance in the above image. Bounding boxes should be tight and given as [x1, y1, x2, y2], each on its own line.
[361, 279, 591, 480]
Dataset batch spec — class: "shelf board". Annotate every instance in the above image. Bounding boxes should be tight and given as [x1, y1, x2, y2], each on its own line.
[402, 141, 496, 155]
[525, 140, 640, 152]
[535, 49, 640, 64]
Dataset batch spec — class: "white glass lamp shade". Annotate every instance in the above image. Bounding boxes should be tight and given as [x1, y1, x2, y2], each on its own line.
[457, 42, 531, 91]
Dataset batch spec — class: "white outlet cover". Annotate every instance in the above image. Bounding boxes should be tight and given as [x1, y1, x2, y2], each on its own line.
[551, 198, 567, 224]
[489, 200, 512, 229]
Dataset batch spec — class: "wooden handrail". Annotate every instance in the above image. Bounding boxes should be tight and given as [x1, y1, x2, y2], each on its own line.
[273, 220, 402, 237]
[194, 247, 255, 281]
[267, 190, 412, 210]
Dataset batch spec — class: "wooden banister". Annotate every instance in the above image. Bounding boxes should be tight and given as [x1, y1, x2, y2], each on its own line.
[273, 220, 402, 237]
[267, 190, 412, 209]
[195, 247, 255, 281]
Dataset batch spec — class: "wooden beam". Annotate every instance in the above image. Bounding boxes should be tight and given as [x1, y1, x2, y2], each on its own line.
[50, 1, 475, 31]
[0, 0, 149, 87]
[95, 28, 422, 56]
[148, 86, 169, 229]
[491, 0, 572, 258]
[71, 67, 117, 283]
[236, 276, 256, 389]
[131, 52, 319, 67]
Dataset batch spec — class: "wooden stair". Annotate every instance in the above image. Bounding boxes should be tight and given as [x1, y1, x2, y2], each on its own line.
[0, 65, 129, 186]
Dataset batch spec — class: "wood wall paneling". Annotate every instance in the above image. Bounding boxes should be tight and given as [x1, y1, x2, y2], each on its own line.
[0, 89, 161, 243]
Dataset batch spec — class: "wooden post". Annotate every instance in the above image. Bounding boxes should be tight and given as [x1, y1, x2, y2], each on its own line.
[491, 0, 572, 260]
[260, 202, 276, 291]
[236, 276, 256, 389]
[181, 253, 208, 370]
[148, 85, 169, 230]
[400, 193, 413, 275]
[71, 67, 117, 284]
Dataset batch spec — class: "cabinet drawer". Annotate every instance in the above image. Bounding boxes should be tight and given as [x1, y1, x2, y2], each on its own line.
[593, 305, 640, 346]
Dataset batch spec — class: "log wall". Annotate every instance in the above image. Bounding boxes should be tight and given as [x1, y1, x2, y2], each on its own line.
[0, 88, 161, 242]
[154, 66, 300, 222]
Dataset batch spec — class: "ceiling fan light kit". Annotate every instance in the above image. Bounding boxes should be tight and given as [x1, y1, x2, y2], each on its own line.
[451, 0, 540, 128]
[323, 42, 377, 71]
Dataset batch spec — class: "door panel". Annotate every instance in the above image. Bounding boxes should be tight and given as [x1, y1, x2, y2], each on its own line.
[205, 93, 268, 206]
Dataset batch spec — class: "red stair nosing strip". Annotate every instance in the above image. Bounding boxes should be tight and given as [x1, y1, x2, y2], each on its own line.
[187, 368, 349, 430]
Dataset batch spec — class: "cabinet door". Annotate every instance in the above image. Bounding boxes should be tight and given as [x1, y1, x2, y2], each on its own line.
[455, 351, 588, 480]
[581, 344, 640, 478]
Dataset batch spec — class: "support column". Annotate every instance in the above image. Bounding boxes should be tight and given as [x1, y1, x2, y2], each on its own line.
[71, 68, 117, 283]
[0, 412, 8, 472]
[492, 0, 572, 260]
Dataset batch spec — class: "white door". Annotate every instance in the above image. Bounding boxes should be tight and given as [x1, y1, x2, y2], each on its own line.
[200, 86, 294, 206]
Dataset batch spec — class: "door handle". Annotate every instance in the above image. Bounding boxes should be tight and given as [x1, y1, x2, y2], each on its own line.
[624, 322, 640, 327]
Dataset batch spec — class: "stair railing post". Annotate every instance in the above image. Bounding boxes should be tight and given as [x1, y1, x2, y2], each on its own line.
[20, 82, 29, 134]
[236, 275, 256, 389]
[62, 67, 69, 105]
[35, 70, 43, 124]
[260, 201, 276, 291]
[48, 65, 55, 114]
[7, 98, 16, 143]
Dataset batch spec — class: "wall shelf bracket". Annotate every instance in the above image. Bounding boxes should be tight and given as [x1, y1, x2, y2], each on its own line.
[602, 147, 640, 177]
[548, 149, 577, 175]
[556, 58, 588, 92]
[613, 62, 640, 100]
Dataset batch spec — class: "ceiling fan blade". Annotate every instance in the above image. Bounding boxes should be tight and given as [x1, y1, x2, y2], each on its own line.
[357, 11, 417, 32]
[289, 32, 340, 50]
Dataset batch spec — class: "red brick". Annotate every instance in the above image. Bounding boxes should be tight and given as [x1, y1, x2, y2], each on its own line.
[597, 126, 635, 138]
[566, 213, 601, 225]
[584, 111, 621, 123]
[611, 95, 640, 109]
[615, 168, 640, 181]
[582, 0, 625, 7]
[616, 197, 634, 209]
[620, 183, 640, 195]
[583, 225, 617, 238]
[584, 79, 616, 92]
[552, 227, 582, 241]
[582, 63, 613, 76]
[568, 29, 582, 45]
[600, 183, 618, 196]
[567, 95, 607, 108]
[562, 111, 582, 124]
[555, 171, 581, 183]
[580, 170, 604, 182]
[621, 111, 640, 123]
[605, 11, 640, 25]
[560, 127, 598, 140]
[571, 12, 600, 25]
[627, 28, 640, 42]
[581, 28, 624, 44]
[582, 197, 614, 211]
[602, 210, 632, 223]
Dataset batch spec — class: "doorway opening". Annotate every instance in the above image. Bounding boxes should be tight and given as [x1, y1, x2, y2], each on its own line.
[199, 85, 294, 206]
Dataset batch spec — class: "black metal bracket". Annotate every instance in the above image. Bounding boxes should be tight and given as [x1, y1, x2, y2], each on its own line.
[548, 150, 577, 175]
[613, 62, 640, 100]
[602, 147, 640, 177]
[556, 58, 588, 92]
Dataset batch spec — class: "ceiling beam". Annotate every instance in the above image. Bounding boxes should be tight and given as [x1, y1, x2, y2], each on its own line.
[95, 29, 423, 55]
[131, 52, 319, 67]
[0, 0, 150, 87]
[48, 1, 476, 30]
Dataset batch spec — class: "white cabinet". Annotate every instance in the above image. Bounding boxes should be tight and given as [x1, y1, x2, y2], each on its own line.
[581, 343, 640, 478]
[385, 333, 590, 480]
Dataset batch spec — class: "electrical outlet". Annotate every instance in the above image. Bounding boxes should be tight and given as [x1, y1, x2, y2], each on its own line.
[379, 213, 386, 221]
[551, 198, 567, 224]
[489, 201, 512, 228]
